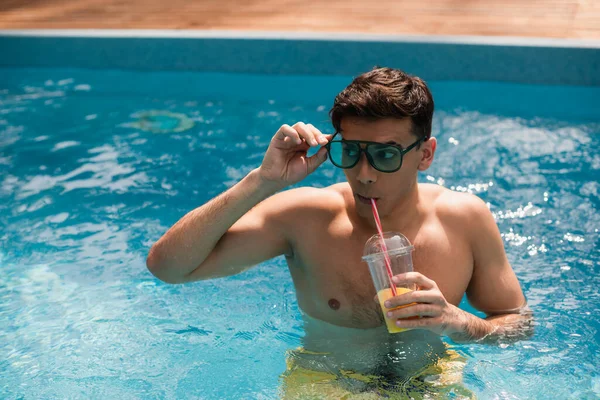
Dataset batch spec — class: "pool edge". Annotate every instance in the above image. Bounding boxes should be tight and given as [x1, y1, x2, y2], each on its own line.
[1, 29, 599, 86]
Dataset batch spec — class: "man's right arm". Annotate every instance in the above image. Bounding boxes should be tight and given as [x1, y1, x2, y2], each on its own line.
[146, 168, 287, 283]
[146, 122, 331, 284]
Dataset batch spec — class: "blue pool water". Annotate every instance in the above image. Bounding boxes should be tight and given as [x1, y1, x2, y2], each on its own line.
[1, 68, 599, 399]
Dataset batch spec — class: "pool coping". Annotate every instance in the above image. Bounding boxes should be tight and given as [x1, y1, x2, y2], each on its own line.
[1, 29, 599, 85]
[1, 29, 599, 48]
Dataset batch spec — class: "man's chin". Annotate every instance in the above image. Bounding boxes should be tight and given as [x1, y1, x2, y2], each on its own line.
[355, 201, 379, 220]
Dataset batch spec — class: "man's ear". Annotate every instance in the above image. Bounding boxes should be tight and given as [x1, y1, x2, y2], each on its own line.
[417, 137, 436, 171]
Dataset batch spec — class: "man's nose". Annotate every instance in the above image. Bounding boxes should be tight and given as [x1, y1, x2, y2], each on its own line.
[356, 153, 377, 185]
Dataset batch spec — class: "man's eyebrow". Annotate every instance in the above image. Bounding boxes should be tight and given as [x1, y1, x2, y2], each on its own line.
[384, 140, 399, 145]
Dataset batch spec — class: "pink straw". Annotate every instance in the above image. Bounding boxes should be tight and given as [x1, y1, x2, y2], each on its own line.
[370, 198, 397, 297]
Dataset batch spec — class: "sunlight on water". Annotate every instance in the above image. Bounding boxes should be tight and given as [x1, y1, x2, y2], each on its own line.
[0, 69, 599, 399]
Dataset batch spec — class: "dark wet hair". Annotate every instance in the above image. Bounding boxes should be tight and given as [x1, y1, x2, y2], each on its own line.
[330, 67, 434, 140]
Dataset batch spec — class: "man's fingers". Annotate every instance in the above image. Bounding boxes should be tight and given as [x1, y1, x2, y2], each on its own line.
[394, 317, 438, 330]
[384, 289, 442, 308]
[392, 272, 437, 290]
[294, 122, 329, 147]
[276, 123, 330, 149]
[276, 124, 302, 145]
[322, 133, 334, 143]
[387, 303, 438, 320]
[307, 123, 329, 145]
[305, 147, 329, 174]
[292, 122, 318, 146]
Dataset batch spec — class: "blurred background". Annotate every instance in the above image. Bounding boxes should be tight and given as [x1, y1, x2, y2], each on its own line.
[0, 0, 599, 39]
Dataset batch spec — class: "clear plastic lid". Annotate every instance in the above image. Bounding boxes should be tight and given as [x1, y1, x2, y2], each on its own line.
[362, 231, 414, 262]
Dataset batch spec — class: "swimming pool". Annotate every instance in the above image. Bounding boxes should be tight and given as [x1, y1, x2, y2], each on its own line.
[1, 33, 599, 399]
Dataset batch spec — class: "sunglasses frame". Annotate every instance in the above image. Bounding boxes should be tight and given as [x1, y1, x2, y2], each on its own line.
[325, 133, 426, 173]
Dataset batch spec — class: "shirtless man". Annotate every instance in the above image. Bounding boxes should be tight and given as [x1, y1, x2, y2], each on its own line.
[147, 67, 532, 397]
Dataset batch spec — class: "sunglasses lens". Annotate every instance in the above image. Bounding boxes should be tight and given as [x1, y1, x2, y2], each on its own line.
[327, 141, 404, 172]
[367, 144, 403, 172]
[328, 141, 360, 168]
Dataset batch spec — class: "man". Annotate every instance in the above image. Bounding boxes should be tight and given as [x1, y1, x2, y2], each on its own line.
[147, 67, 531, 398]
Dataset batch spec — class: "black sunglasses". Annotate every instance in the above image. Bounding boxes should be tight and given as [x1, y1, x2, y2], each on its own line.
[325, 133, 426, 173]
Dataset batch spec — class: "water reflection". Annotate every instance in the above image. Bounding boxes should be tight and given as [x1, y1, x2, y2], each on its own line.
[0, 71, 599, 399]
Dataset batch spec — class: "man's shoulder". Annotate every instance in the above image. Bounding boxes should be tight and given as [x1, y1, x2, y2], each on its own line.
[269, 183, 349, 215]
[421, 183, 491, 223]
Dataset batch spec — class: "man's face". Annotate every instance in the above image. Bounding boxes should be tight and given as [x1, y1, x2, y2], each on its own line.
[339, 117, 430, 218]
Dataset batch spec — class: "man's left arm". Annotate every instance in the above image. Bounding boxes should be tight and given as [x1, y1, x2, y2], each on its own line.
[454, 194, 533, 343]
[385, 194, 533, 344]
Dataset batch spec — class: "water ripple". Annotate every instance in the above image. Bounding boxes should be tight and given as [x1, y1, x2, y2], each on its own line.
[1, 70, 598, 400]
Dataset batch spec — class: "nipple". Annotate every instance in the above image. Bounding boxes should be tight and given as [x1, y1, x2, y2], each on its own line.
[328, 298, 340, 310]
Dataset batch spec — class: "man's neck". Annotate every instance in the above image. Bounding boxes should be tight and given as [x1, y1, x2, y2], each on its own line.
[377, 182, 423, 232]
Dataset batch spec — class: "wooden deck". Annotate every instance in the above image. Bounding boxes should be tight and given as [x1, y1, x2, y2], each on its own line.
[1, 0, 599, 39]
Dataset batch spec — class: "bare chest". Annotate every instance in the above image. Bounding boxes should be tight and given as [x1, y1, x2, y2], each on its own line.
[287, 223, 474, 329]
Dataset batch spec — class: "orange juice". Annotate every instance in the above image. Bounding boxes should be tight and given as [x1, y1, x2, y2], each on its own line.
[377, 287, 417, 333]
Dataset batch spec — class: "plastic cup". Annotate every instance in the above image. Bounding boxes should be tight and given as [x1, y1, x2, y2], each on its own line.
[362, 232, 417, 334]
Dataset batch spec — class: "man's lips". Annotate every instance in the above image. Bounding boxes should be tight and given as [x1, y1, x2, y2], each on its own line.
[356, 194, 379, 204]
